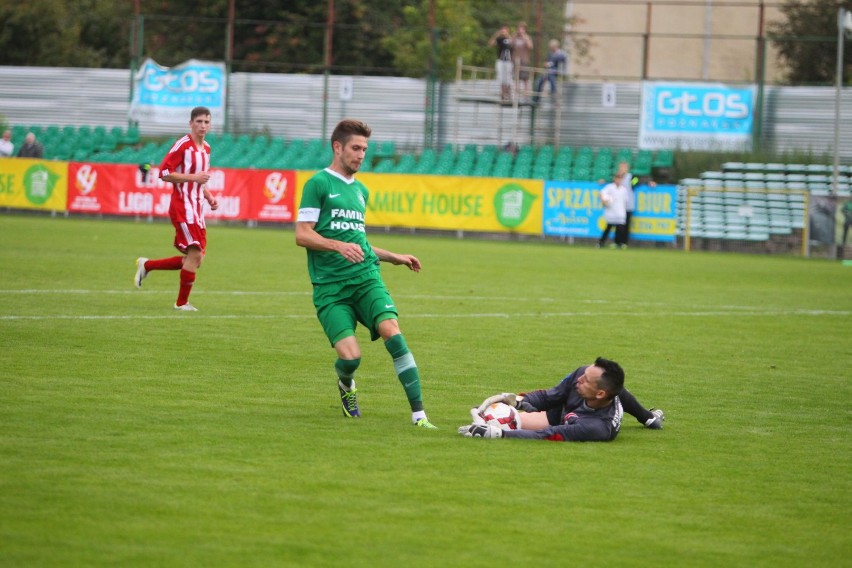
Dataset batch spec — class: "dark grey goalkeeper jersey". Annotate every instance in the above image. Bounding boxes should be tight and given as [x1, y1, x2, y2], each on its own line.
[503, 365, 623, 442]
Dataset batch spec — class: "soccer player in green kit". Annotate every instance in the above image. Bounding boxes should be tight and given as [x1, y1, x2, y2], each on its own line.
[295, 119, 438, 429]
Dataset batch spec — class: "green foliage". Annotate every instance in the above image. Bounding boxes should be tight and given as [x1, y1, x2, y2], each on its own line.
[0, 214, 850, 566]
[0, 0, 572, 78]
[381, 0, 484, 80]
[768, 0, 852, 85]
[0, 0, 130, 67]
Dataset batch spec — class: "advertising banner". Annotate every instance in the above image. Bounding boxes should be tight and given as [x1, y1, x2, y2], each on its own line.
[67, 163, 295, 222]
[0, 158, 68, 211]
[543, 181, 678, 242]
[632, 185, 679, 241]
[244, 170, 297, 222]
[129, 58, 226, 124]
[357, 173, 542, 234]
[67, 162, 171, 216]
[639, 82, 755, 151]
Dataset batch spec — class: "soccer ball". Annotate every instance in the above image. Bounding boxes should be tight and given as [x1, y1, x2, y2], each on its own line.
[480, 402, 521, 431]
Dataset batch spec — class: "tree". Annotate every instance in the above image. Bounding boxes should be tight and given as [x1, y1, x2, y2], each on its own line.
[0, 0, 130, 67]
[0, 0, 573, 78]
[381, 0, 484, 81]
[380, 0, 571, 81]
[769, 0, 852, 85]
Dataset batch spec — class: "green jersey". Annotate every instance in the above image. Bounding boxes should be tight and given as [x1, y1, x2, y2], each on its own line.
[298, 168, 380, 284]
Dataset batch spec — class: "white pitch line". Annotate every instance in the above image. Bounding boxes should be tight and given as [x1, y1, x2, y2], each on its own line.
[5, 290, 847, 312]
[1, 309, 848, 321]
[0, 289, 313, 296]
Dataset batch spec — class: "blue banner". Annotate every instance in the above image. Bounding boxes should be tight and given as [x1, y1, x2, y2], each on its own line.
[639, 82, 755, 151]
[129, 58, 225, 124]
[543, 181, 678, 242]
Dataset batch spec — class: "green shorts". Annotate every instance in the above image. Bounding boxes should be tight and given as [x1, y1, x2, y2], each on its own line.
[313, 270, 398, 346]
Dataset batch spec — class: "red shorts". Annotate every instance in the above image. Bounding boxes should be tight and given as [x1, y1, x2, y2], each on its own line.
[172, 221, 207, 254]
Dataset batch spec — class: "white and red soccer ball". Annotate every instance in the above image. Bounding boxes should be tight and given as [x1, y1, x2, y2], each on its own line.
[479, 402, 522, 431]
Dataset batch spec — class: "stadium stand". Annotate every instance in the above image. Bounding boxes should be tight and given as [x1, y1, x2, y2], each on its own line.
[675, 160, 850, 249]
[9, 124, 843, 252]
[11, 125, 686, 186]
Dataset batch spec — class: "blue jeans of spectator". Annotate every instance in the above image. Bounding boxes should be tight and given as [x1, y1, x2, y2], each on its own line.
[533, 74, 557, 103]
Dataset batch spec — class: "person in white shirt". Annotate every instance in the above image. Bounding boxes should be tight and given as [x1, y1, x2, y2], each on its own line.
[598, 171, 629, 248]
[0, 130, 14, 157]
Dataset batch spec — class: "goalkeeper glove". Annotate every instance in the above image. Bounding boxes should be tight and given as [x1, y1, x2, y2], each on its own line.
[457, 424, 503, 439]
[476, 393, 521, 415]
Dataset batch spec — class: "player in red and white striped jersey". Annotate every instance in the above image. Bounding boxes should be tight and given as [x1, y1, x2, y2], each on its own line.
[133, 106, 219, 311]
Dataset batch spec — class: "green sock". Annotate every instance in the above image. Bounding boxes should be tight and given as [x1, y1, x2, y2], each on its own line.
[334, 358, 360, 389]
[384, 334, 423, 412]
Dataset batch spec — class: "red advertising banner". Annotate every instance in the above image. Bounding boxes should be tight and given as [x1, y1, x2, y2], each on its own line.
[66, 163, 295, 222]
[245, 170, 296, 222]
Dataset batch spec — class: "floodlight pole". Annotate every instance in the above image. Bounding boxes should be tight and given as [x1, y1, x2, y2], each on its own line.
[129, 0, 142, 130]
[322, 0, 335, 142]
[224, 0, 234, 134]
[833, 8, 847, 194]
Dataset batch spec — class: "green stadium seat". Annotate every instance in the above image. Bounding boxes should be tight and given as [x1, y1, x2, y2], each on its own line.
[120, 124, 141, 145]
[433, 146, 456, 175]
[653, 150, 674, 168]
[531, 165, 549, 180]
[571, 166, 593, 181]
[414, 149, 436, 174]
[553, 164, 572, 181]
[472, 148, 496, 177]
[373, 158, 396, 173]
[492, 152, 514, 178]
[615, 148, 633, 164]
[394, 154, 417, 173]
[373, 141, 396, 159]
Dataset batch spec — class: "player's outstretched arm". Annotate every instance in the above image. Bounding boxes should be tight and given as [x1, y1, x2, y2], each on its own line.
[371, 246, 421, 272]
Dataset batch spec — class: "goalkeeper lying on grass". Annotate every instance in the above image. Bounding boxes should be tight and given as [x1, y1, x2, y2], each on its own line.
[458, 357, 665, 442]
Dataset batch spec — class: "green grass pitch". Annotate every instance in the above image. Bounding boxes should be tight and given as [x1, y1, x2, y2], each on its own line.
[1, 213, 849, 567]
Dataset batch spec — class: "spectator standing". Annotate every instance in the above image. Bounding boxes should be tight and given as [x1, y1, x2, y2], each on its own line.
[16, 133, 43, 158]
[533, 39, 567, 104]
[615, 162, 636, 245]
[0, 130, 14, 157]
[598, 172, 629, 248]
[512, 22, 534, 96]
[488, 25, 514, 103]
[613, 161, 656, 246]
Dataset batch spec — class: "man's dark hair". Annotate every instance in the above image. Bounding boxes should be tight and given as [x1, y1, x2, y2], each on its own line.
[191, 106, 211, 120]
[594, 356, 625, 399]
[331, 119, 371, 148]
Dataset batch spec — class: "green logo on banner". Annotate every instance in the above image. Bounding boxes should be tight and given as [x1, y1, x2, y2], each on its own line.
[494, 183, 536, 228]
[23, 165, 57, 206]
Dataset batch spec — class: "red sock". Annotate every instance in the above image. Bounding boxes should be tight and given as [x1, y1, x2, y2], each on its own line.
[145, 256, 184, 271]
[176, 269, 196, 306]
